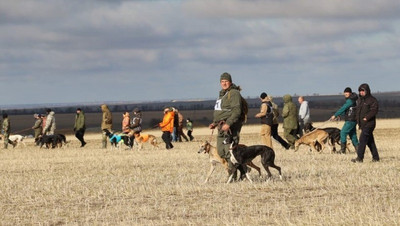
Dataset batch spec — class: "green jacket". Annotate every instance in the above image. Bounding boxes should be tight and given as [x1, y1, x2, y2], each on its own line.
[282, 94, 298, 130]
[213, 84, 242, 126]
[2, 118, 10, 134]
[33, 118, 43, 137]
[74, 111, 86, 131]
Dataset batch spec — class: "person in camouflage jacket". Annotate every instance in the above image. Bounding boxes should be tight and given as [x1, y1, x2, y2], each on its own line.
[282, 94, 299, 149]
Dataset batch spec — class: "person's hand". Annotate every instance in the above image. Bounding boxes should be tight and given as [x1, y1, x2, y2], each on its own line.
[221, 123, 230, 132]
[330, 115, 336, 121]
[153, 124, 160, 128]
[363, 117, 367, 121]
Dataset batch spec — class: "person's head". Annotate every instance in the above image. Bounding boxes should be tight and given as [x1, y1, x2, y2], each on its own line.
[123, 111, 130, 117]
[133, 108, 141, 114]
[358, 83, 370, 97]
[76, 108, 82, 114]
[220, 72, 232, 90]
[3, 113, 8, 119]
[260, 92, 268, 101]
[34, 113, 39, 118]
[343, 87, 352, 98]
[186, 118, 191, 122]
[298, 96, 304, 104]
[163, 107, 171, 114]
[46, 108, 52, 114]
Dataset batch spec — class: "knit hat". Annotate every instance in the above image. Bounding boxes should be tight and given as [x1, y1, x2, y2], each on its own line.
[344, 87, 352, 93]
[220, 72, 232, 82]
[260, 92, 268, 99]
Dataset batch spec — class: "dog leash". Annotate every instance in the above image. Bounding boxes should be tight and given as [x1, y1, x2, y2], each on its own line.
[12, 127, 32, 134]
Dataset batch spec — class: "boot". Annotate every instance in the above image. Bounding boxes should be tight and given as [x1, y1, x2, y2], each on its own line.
[353, 145, 358, 153]
[338, 143, 346, 154]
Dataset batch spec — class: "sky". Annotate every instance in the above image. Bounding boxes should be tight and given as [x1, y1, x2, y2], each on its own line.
[1, 0, 400, 106]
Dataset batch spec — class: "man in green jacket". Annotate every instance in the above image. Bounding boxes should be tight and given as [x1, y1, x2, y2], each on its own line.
[282, 94, 299, 149]
[209, 72, 245, 179]
[330, 87, 359, 154]
[32, 113, 43, 144]
[74, 108, 86, 147]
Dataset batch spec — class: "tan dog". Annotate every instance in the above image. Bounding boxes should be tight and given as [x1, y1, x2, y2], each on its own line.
[198, 141, 261, 183]
[132, 132, 158, 150]
[294, 129, 331, 153]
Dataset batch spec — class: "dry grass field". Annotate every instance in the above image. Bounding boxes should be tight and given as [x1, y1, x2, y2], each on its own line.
[1, 119, 399, 225]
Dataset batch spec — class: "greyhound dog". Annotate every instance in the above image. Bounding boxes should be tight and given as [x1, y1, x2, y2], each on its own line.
[198, 141, 261, 183]
[227, 143, 282, 184]
[294, 129, 332, 153]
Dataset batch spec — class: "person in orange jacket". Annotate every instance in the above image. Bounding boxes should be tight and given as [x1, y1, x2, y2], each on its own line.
[158, 107, 175, 149]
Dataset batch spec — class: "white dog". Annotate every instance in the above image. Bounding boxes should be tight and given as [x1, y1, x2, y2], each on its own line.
[0, 134, 26, 148]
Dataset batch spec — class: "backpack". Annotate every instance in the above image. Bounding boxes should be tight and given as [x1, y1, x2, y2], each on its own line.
[227, 89, 248, 123]
[240, 96, 249, 123]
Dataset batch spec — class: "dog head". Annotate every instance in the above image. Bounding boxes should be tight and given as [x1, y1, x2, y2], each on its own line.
[198, 141, 210, 154]
[102, 129, 113, 138]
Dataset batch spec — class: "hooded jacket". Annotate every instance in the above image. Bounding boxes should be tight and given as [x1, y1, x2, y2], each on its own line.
[334, 92, 358, 121]
[213, 83, 242, 126]
[356, 83, 378, 129]
[101, 105, 113, 130]
[282, 94, 298, 130]
[43, 111, 56, 135]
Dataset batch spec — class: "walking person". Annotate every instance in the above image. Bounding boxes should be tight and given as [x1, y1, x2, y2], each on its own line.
[32, 113, 43, 144]
[74, 108, 86, 147]
[186, 118, 194, 141]
[158, 107, 174, 149]
[352, 83, 380, 163]
[269, 96, 291, 150]
[255, 92, 273, 148]
[101, 104, 113, 149]
[43, 108, 56, 135]
[298, 96, 311, 136]
[172, 108, 179, 142]
[122, 111, 131, 134]
[177, 109, 189, 142]
[330, 87, 359, 154]
[131, 108, 143, 133]
[209, 72, 246, 179]
[282, 94, 299, 149]
[2, 113, 13, 149]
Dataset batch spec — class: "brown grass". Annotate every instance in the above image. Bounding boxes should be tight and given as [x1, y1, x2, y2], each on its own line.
[1, 119, 399, 225]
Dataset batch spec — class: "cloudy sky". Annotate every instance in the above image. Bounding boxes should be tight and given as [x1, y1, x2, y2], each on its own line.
[1, 0, 399, 106]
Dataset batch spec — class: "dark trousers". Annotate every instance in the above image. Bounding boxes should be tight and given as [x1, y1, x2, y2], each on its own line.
[271, 124, 289, 148]
[357, 127, 379, 160]
[75, 129, 86, 145]
[177, 126, 189, 142]
[187, 130, 194, 141]
[162, 131, 174, 149]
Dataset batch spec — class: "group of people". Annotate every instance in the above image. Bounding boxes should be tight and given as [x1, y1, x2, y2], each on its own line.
[157, 107, 195, 150]
[209, 73, 380, 178]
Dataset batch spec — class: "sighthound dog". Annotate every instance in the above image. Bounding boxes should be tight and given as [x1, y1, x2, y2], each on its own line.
[198, 141, 261, 183]
[36, 134, 68, 149]
[304, 122, 341, 152]
[294, 129, 331, 153]
[103, 129, 131, 149]
[130, 131, 159, 150]
[227, 143, 282, 184]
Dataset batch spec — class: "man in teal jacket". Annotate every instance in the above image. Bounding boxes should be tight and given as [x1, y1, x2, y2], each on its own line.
[330, 87, 359, 154]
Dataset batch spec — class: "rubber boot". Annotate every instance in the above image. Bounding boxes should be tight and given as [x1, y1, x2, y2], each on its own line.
[338, 143, 346, 154]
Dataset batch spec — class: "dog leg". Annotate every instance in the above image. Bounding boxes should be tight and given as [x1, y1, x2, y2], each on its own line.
[245, 173, 253, 183]
[247, 161, 261, 177]
[204, 163, 216, 184]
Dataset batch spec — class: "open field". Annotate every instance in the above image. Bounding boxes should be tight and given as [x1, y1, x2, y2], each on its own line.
[1, 119, 399, 225]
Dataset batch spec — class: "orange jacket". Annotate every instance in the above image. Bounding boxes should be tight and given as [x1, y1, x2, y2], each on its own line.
[159, 111, 174, 133]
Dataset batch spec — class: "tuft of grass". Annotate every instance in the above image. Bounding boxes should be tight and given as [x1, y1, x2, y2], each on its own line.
[1, 119, 399, 225]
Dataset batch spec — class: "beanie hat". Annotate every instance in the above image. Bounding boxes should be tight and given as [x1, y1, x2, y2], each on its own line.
[344, 87, 352, 93]
[260, 92, 268, 99]
[220, 72, 232, 82]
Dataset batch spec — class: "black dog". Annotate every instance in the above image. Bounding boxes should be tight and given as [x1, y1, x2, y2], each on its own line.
[227, 144, 282, 183]
[36, 134, 67, 148]
[103, 129, 131, 149]
[304, 123, 340, 152]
